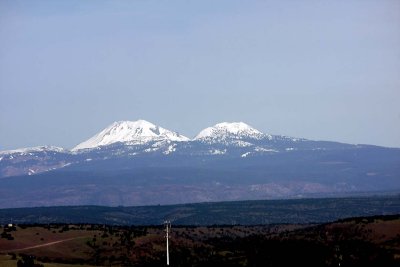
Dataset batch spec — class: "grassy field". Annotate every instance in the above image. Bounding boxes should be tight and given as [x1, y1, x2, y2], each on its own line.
[0, 255, 96, 267]
[1, 215, 399, 266]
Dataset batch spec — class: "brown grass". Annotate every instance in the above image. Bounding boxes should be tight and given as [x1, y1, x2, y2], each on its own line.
[0, 226, 98, 252]
[1, 218, 399, 266]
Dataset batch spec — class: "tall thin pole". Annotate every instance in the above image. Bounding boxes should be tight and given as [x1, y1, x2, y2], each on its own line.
[164, 221, 171, 266]
[166, 226, 169, 266]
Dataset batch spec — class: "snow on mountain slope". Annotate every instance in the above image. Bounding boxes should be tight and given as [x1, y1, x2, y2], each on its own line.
[0, 146, 66, 155]
[194, 122, 269, 141]
[72, 120, 189, 151]
[0, 146, 71, 178]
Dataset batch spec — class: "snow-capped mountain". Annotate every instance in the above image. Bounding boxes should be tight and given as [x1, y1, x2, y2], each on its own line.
[1, 119, 399, 208]
[72, 120, 189, 151]
[194, 122, 269, 142]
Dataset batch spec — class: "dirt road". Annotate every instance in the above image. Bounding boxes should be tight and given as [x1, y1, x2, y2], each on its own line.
[0, 236, 89, 253]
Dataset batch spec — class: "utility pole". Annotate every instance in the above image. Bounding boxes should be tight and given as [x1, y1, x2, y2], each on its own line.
[164, 220, 171, 266]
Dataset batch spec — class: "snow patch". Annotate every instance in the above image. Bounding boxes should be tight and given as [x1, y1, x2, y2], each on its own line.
[232, 140, 253, 147]
[144, 147, 160, 153]
[254, 147, 278, 152]
[163, 144, 176, 155]
[241, 152, 251, 158]
[209, 149, 226, 155]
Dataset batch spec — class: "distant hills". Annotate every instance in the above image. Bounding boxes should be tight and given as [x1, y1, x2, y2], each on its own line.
[0, 120, 399, 208]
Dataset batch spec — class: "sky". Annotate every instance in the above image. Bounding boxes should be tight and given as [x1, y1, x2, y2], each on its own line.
[0, 0, 399, 150]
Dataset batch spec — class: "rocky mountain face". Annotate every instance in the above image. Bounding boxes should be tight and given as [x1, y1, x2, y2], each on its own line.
[1, 120, 399, 208]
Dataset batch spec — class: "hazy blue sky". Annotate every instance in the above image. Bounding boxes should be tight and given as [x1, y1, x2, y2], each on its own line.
[1, 0, 399, 150]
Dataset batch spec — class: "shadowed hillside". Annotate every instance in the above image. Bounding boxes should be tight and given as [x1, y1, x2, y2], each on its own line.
[1, 195, 399, 225]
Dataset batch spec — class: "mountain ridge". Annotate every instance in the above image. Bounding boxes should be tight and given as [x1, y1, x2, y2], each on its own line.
[1, 120, 302, 153]
[0, 119, 399, 208]
[0, 119, 395, 154]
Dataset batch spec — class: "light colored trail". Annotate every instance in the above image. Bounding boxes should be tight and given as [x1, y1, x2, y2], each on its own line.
[0, 236, 89, 253]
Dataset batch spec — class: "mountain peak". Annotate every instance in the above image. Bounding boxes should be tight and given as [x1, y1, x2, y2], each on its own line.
[72, 120, 189, 151]
[194, 122, 264, 140]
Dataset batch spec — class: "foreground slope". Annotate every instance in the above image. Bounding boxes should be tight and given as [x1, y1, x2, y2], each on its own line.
[1, 214, 399, 266]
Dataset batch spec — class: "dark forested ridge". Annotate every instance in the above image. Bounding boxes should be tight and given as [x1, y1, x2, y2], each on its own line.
[1, 195, 399, 225]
